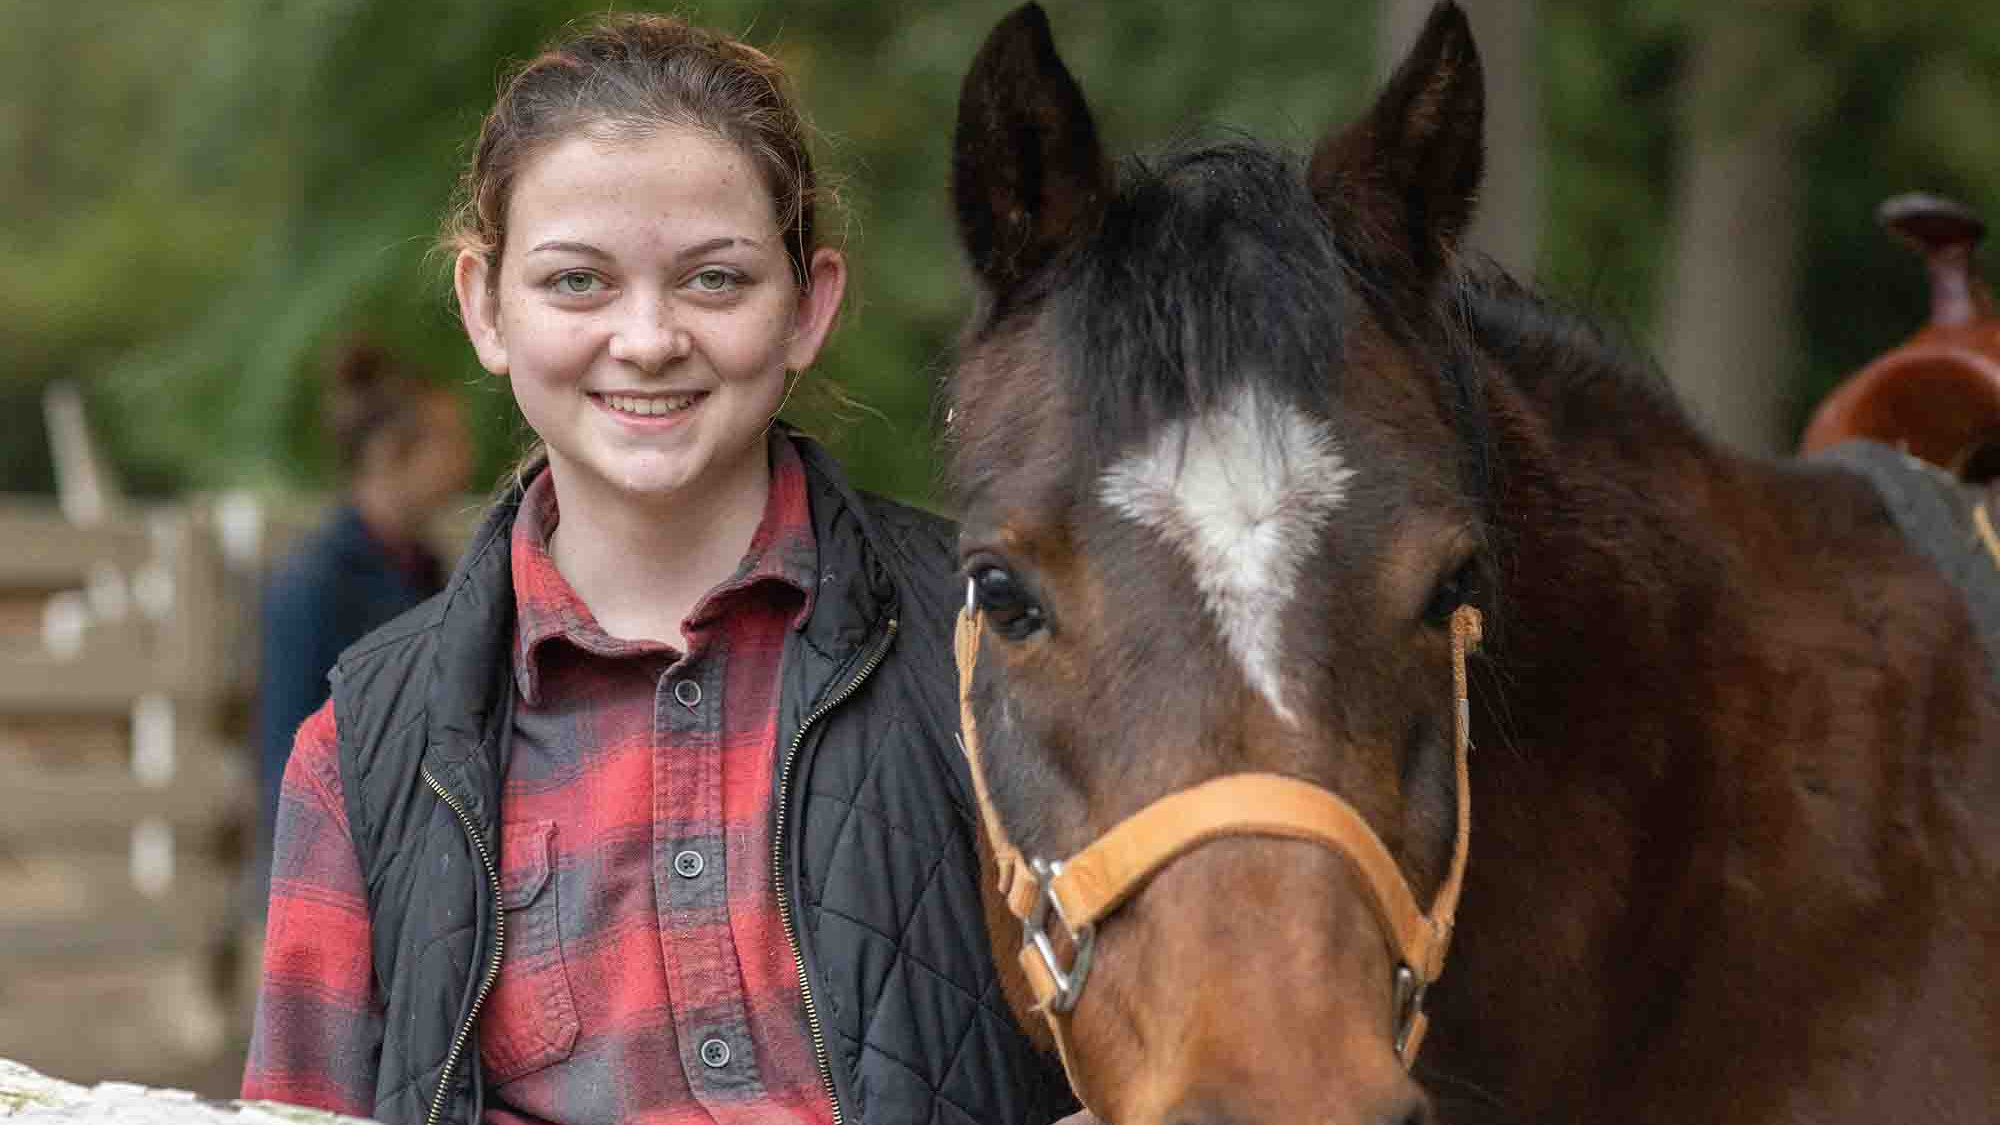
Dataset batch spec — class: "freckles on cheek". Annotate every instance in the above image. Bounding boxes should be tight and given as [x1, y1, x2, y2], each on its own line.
[729, 312, 795, 375]
[755, 304, 792, 343]
[510, 306, 587, 361]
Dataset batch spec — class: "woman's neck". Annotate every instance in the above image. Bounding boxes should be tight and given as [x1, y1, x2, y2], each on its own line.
[544, 443, 775, 646]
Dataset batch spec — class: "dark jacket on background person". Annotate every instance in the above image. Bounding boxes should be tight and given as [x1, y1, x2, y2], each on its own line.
[328, 433, 1074, 1125]
[255, 503, 443, 854]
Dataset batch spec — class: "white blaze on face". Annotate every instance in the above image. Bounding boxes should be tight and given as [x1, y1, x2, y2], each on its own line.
[1099, 388, 1356, 724]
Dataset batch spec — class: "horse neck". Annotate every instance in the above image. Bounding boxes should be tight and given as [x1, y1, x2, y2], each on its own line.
[1441, 290, 2000, 1123]
[1471, 315, 1993, 802]
[1472, 337, 1792, 780]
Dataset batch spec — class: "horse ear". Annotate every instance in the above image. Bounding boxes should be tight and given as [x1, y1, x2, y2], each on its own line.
[1308, 1, 1484, 283]
[953, 3, 1111, 297]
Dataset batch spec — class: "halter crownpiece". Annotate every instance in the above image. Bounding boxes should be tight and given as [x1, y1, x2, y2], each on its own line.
[954, 592, 1482, 1105]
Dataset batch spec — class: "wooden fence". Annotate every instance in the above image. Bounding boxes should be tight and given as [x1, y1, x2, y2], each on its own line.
[0, 468, 483, 1095]
[0, 493, 314, 1094]
[0, 488, 482, 1094]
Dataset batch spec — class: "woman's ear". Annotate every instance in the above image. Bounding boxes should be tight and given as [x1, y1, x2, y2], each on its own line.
[455, 250, 510, 377]
[785, 247, 849, 371]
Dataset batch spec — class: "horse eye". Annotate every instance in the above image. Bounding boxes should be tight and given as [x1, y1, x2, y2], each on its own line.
[1422, 562, 1474, 628]
[970, 565, 1046, 640]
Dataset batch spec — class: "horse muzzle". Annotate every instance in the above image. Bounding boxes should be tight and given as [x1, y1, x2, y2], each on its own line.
[954, 599, 1483, 1112]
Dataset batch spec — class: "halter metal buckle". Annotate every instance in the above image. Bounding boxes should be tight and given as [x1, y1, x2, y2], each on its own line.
[1025, 857, 1096, 1013]
[1392, 963, 1427, 1056]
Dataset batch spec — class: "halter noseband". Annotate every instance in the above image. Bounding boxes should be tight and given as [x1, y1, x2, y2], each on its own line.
[953, 596, 1481, 1105]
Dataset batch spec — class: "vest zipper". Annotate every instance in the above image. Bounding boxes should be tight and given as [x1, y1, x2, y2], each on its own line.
[773, 616, 898, 1125]
[421, 765, 507, 1125]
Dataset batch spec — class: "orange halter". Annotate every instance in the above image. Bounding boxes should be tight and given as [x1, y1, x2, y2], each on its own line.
[954, 600, 1482, 1106]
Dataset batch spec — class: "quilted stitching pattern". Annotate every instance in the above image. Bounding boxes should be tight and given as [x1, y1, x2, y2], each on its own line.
[799, 694, 1065, 1125]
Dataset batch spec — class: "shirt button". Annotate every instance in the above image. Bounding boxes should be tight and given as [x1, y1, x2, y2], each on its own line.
[673, 849, 705, 878]
[674, 680, 702, 708]
[699, 1038, 731, 1068]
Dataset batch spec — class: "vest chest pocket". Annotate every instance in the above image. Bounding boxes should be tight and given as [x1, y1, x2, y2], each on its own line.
[478, 819, 580, 1083]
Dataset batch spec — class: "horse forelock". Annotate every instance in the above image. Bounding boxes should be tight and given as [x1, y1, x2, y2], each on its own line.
[950, 141, 1360, 508]
[1058, 141, 1351, 464]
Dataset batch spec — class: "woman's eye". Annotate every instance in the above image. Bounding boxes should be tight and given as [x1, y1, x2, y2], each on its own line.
[554, 271, 599, 295]
[691, 268, 736, 292]
[1422, 561, 1475, 628]
[968, 565, 1046, 640]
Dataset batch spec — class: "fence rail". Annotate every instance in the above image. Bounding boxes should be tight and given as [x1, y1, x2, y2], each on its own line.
[0, 497, 268, 1092]
[0, 490, 477, 1094]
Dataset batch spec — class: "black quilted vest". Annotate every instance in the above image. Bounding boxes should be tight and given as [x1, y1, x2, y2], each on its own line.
[332, 436, 1073, 1125]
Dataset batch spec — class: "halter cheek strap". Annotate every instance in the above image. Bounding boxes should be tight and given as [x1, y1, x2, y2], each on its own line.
[954, 602, 1481, 1106]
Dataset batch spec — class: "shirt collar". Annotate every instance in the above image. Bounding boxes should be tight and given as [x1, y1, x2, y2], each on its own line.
[511, 433, 819, 705]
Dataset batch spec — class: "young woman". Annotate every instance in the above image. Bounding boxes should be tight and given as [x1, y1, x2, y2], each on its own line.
[243, 16, 1073, 1125]
[254, 338, 471, 880]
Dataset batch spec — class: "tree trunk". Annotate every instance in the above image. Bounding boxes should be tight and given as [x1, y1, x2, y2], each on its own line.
[1655, 9, 1807, 457]
[1379, 0, 1542, 278]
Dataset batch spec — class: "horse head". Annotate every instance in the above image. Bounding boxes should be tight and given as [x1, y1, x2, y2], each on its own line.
[947, 5, 1492, 1123]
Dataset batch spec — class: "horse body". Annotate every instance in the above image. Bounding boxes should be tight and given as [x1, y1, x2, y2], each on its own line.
[946, 5, 2000, 1122]
[1430, 280, 2000, 1121]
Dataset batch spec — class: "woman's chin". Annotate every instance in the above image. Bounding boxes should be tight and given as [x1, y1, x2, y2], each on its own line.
[547, 427, 774, 513]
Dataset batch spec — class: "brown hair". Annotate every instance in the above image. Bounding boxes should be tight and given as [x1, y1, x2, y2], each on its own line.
[441, 13, 827, 290]
[325, 337, 431, 472]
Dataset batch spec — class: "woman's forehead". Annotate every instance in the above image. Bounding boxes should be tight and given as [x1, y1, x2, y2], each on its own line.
[505, 125, 781, 250]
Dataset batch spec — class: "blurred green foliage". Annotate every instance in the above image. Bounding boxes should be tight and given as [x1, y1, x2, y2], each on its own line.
[4, 1, 1998, 505]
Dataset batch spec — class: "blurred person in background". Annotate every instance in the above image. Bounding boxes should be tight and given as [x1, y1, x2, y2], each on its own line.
[241, 13, 1075, 1125]
[253, 337, 472, 885]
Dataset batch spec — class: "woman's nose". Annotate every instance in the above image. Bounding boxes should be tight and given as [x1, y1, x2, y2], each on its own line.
[606, 294, 692, 373]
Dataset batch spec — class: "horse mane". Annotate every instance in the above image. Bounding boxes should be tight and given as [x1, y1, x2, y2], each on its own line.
[951, 134, 1697, 521]
[1045, 139, 1352, 468]
[1453, 265, 1702, 449]
[1053, 139, 1714, 494]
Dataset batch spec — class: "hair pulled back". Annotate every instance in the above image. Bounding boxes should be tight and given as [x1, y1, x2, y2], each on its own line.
[326, 337, 428, 472]
[443, 14, 823, 289]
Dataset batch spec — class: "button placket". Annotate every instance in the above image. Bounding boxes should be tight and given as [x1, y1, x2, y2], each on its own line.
[653, 655, 758, 1100]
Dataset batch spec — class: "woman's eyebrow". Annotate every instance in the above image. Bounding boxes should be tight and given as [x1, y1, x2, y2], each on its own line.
[682, 236, 763, 256]
[526, 236, 765, 258]
[527, 239, 611, 258]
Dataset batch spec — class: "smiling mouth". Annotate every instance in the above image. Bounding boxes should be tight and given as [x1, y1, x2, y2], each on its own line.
[596, 391, 704, 417]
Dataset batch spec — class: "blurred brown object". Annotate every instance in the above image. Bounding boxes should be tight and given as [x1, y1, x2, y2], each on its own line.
[0, 499, 256, 1096]
[1799, 194, 2000, 482]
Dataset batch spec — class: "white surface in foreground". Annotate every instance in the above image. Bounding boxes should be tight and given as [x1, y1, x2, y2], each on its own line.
[0, 1059, 374, 1125]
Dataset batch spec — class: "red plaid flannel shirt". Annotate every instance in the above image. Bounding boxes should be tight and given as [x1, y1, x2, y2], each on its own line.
[246, 440, 837, 1125]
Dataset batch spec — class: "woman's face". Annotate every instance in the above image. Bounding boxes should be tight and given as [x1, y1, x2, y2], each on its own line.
[457, 123, 844, 512]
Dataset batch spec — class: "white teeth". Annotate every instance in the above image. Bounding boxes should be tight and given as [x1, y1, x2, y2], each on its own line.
[602, 393, 699, 416]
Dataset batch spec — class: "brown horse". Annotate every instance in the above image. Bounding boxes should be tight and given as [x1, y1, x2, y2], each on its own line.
[944, 5, 2000, 1124]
